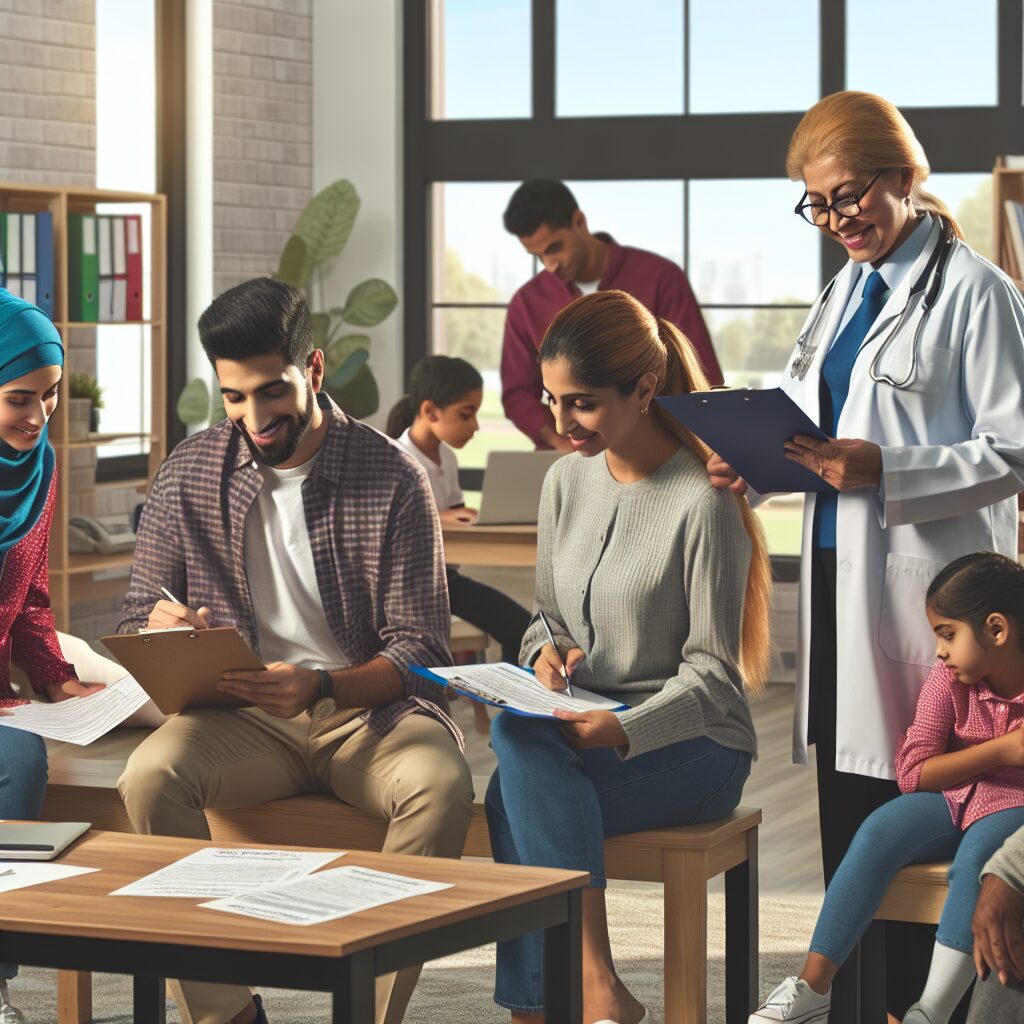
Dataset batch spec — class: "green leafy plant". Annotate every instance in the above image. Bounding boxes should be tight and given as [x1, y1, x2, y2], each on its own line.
[176, 179, 397, 427]
[67, 372, 104, 431]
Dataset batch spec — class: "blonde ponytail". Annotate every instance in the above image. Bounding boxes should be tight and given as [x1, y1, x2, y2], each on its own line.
[655, 319, 773, 694]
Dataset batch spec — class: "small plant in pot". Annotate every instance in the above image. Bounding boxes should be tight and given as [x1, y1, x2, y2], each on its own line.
[67, 373, 104, 436]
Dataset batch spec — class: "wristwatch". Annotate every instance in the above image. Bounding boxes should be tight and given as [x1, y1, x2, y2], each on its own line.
[308, 668, 336, 722]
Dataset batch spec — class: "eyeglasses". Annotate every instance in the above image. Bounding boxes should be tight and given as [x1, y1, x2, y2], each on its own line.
[794, 169, 889, 227]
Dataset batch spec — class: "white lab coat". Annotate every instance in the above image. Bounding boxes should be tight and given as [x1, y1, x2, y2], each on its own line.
[778, 216, 1024, 779]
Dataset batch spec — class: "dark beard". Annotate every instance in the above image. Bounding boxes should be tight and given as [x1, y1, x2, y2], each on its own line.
[238, 382, 316, 467]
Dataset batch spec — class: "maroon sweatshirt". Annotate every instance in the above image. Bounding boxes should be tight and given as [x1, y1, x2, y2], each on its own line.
[500, 237, 722, 445]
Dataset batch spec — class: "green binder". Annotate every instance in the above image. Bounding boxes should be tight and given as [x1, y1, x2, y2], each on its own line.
[68, 213, 99, 321]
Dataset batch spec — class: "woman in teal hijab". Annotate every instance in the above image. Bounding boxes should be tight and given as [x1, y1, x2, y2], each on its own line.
[0, 291, 102, 1023]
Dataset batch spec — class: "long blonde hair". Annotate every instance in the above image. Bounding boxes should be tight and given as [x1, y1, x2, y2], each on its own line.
[539, 289, 773, 692]
[786, 91, 963, 240]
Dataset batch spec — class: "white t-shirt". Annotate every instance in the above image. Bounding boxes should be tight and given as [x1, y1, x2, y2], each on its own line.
[243, 456, 350, 671]
[577, 278, 600, 295]
[396, 429, 464, 510]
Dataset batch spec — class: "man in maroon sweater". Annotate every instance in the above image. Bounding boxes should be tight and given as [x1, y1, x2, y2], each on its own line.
[500, 179, 722, 450]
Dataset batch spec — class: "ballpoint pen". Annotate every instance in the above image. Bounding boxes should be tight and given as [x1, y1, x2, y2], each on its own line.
[537, 610, 574, 699]
[160, 586, 184, 606]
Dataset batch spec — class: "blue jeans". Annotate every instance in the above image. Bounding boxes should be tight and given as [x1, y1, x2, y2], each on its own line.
[485, 712, 751, 1013]
[0, 727, 48, 981]
[810, 792, 1024, 964]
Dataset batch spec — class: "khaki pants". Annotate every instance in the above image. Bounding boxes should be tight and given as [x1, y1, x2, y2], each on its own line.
[118, 708, 474, 1024]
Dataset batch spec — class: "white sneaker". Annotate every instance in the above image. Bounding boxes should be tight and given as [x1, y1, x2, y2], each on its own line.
[0, 982, 26, 1024]
[748, 977, 830, 1023]
[901, 1005, 935, 1024]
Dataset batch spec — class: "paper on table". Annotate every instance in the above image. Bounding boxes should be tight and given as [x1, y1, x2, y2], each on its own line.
[110, 847, 345, 899]
[0, 676, 149, 745]
[202, 865, 452, 926]
[0, 862, 97, 893]
[416, 663, 629, 719]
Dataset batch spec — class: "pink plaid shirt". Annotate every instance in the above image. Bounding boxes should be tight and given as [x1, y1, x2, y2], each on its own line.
[894, 661, 1024, 830]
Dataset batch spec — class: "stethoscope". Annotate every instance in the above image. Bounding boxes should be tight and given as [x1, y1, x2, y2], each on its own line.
[789, 217, 956, 388]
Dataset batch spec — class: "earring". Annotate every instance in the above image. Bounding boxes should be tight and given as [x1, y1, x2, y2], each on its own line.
[641, 405, 649, 416]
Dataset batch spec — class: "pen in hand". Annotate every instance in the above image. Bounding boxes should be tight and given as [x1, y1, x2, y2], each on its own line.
[160, 586, 184, 606]
[537, 610, 574, 698]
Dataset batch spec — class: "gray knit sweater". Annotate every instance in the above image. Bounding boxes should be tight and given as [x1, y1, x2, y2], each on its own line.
[520, 446, 757, 761]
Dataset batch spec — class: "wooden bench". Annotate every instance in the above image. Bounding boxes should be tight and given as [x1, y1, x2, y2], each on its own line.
[877, 861, 950, 925]
[28, 637, 762, 1024]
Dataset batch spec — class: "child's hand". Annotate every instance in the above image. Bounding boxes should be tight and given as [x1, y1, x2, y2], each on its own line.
[995, 727, 1024, 767]
[440, 507, 478, 525]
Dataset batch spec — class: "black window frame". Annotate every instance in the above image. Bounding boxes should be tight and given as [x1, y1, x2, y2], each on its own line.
[403, 0, 1024, 392]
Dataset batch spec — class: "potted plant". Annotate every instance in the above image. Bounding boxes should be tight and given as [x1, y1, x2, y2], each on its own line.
[177, 179, 397, 428]
[67, 373, 104, 436]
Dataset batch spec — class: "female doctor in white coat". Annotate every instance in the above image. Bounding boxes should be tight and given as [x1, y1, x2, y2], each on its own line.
[709, 91, 1024, 1021]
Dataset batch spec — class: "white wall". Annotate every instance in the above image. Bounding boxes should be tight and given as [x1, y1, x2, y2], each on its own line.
[312, 0, 403, 429]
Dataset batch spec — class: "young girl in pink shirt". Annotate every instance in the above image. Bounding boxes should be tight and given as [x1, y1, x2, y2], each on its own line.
[752, 551, 1024, 1024]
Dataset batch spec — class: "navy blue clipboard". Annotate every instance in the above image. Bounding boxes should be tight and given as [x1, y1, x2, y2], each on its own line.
[657, 389, 836, 494]
[409, 665, 629, 720]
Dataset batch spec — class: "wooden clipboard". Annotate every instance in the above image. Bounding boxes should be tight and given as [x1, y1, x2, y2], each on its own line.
[100, 628, 265, 715]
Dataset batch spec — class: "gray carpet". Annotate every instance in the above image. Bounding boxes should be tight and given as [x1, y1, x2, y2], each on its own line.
[7, 890, 821, 1022]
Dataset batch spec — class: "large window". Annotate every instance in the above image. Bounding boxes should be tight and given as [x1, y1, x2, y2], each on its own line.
[406, 1, 1023, 552]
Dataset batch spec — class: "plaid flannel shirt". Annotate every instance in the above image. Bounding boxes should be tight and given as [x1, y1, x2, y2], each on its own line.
[118, 395, 456, 738]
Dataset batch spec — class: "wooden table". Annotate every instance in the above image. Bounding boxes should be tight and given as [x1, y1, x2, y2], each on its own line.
[0, 831, 586, 1024]
[442, 523, 538, 567]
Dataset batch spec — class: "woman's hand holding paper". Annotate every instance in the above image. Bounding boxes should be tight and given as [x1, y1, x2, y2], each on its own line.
[783, 435, 882, 490]
[553, 708, 629, 750]
[46, 679, 106, 702]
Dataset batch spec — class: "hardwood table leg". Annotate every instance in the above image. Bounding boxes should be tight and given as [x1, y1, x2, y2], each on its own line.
[725, 828, 759, 1024]
[57, 970, 92, 1024]
[543, 888, 583, 1024]
[132, 975, 165, 1024]
[664, 848, 708, 1024]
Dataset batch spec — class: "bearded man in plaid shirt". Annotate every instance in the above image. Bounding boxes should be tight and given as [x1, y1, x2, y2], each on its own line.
[116, 278, 474, 1024]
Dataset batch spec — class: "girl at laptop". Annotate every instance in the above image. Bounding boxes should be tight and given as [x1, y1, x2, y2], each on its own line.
[484, 288, 772, 1024]
[0, 291, 106, 1023]
[387, 355, 531, 678]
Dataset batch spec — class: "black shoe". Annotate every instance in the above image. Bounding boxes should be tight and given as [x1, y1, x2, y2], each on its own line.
[253, 994, 268, 1023]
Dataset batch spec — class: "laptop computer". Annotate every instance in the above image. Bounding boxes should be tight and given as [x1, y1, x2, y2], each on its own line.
[475, 451, 565, 526]
[0, 821, 90, 861]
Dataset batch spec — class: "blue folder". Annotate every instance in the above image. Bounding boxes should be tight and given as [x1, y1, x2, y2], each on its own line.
[34, 212, 54, 320]
[658, 388, 836, 494]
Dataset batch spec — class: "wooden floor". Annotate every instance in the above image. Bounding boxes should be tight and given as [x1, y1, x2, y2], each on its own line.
[457, 565, 824, 900]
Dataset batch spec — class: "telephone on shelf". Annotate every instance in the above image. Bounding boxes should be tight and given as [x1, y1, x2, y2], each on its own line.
[68, 516, 136, 555]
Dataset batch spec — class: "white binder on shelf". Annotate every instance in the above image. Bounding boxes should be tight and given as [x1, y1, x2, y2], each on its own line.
[111, 215, 127, 320]
[6, 213, 21, 276]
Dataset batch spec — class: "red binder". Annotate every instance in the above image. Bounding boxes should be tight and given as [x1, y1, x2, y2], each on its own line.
[124, 214, 143, 321]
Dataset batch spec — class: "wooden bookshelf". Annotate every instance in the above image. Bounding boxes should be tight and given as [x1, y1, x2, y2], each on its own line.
[0, 183, 166, 631]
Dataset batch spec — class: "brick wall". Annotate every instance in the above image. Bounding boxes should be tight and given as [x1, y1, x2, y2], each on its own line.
[0, 0, 95, 186]
[212, 0, 313, 296]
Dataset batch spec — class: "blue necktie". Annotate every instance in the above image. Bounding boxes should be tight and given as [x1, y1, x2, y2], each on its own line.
[814, 270, 889, 548]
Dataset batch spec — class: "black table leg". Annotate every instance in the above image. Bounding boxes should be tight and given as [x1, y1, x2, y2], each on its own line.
[725, 831, 759, 1024]
[333, 949, 376, 1024]
[132, 975, 165, 1024]
[543, 888, 583, 1024]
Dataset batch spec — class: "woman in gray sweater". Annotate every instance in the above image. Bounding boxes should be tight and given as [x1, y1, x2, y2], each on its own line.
[485, 289, 772, 1024]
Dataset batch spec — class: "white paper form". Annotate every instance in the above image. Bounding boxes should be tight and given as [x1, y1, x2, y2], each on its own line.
[420, 663, 628, 719]
[0, 863, 97, 893]
[0, 676, 149, 745]
[110, 847, 345, 899]
[202, 865, 452, 926]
